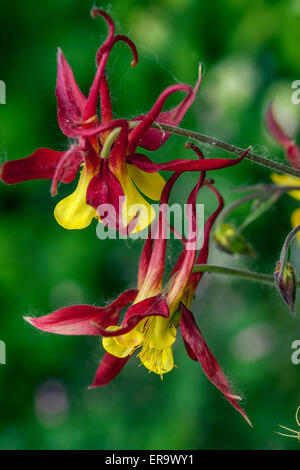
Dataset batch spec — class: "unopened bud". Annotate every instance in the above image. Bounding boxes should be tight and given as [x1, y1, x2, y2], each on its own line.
[214, 223, 255, 256]
[274, 262, 296, 316]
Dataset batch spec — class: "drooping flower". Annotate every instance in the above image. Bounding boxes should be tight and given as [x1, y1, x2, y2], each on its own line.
[25, 145, 251, 425]
[266, 104, 300, 239]
[1, 8, 248, 233]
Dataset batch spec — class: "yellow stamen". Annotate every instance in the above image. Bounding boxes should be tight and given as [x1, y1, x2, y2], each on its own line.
[102, 316, 177, 376]
[276, 406, 300, 441]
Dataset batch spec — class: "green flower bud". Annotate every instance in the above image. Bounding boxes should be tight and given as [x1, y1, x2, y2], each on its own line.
[274, 262, 296, 316]
[214, 223, 255, 256]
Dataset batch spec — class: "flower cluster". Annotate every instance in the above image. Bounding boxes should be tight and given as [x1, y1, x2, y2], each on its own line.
[1, 9, 251, 425]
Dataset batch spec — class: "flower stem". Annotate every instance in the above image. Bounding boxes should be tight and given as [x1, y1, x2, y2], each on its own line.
[217, 184, 300, 230]
[232, 184, 300, 192]
[217, 190, 265, 225]
[192, 264, 300, 286]
[150, 122, 300, 178]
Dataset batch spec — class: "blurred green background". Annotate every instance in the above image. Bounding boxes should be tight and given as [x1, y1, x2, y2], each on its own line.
[0, 0, 300, 450]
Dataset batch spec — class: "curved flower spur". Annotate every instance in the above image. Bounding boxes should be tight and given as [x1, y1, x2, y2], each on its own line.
[25, 146, 251, 426]
[1, 8, 248, 234]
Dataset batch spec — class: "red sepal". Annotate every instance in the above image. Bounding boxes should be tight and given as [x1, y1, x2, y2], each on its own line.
[51, 146, 84, 196]
[24, 289, 138, 335]
[1, 148, 66, 184]
[89, 353, 130, 388]
[94, 294, 169, 337]
[56, 49, 87, 138]
[180, 303, 252, 427]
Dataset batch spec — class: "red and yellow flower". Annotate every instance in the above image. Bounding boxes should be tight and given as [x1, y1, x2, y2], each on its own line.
[24, 145, 251, 425]
[1, 9, 248, 234]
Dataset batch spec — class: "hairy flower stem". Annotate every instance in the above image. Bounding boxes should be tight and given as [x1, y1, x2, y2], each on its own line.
[217, 190, 266, 226]
[217, 184, 300, 228]
[149, 122, 300, 178]
[232, 184, 300, 193]
[278, 225, 300, 279]
[192, 264, 300, 287]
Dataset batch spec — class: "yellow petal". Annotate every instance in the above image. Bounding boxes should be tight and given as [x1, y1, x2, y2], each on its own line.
[121, 175, 157, 233]
[291, 208, 300, 241]
[271, 173, 300, 201]
[149, 317, 177, 350]
[127, 164, 165, 201]
[114, 328, 144, 349]
[102, 336, 135, 358]
[54, 167, 96, 230]
[103, 325, 143, 358]
[137, 317, 176, 375]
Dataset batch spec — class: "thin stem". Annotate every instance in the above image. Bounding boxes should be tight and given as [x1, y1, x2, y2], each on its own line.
[279, 225, 300, 279]
[232, 184, 300, 193]
[148, 122, 300, 178]
[237, 190, 281, 234]
[218, 190, 265, 225]
[192, 264, 300, 286]
[216, 184, 300, 226]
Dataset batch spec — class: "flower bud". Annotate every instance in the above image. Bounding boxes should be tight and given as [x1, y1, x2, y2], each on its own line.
[214, 223, 255, 256]
[274, 262, 296, 316]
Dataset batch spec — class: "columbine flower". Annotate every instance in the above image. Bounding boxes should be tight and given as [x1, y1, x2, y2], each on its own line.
[266, 103, 300, 240]
[0, 9, 194, 232]
[1, 9, 248, 233]
[24, 145, 250, 425]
